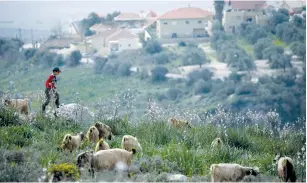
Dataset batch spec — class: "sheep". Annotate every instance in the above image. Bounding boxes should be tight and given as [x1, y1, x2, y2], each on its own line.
[86, 126, 99, 143]
[168, 117, 192, 128]
[76, 148, 136, 177]
[60, 132, 85, 152]
[210, 163, 260, 182]
[121, 135, 142, 153]
[3, 98, 30, 115]
[274, 154, 296, 182]
[94, 122, 113, 140]
[95, 139, 110, 152]
[211, 137, 224, 149]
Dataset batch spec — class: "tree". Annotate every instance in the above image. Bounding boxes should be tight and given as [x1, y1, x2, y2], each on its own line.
[93, 57, 108, 74]
[214, 0, 225, 24]
[187, 69, 213, 85]
[262, 45, 284, 61]
[166, 88, 182, 100]
[144, 40, 162, 54]
[154, 52, 170, 64]
[290, 41, 306, 61]
[268, 9, 289, 33]
[270, 53, 292, 71]
[68, 50, 82, 67]
[254, 38, 273, 59]
[182, 48, 210, 67]
[151, 66, 168, 82]
[194, 79, 212, 94]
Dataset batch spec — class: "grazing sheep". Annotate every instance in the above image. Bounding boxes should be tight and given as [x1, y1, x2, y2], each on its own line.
[210, 163, 260, 182]
[168, 117, 192, 128]
[274, 154, 296, 182]
[121, 135, 142, 153]
[94, 122, 112, 140]
[4, 98, 30, 115]
[76, 148, 136, 177]
[211, 137, 224, 149]
[95, 139, 110, 152]
[86, 126, 99, 143]
[61, 132, 85, 152]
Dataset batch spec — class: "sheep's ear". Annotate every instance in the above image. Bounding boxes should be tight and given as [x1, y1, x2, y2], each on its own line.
[69, 136, 72, 140]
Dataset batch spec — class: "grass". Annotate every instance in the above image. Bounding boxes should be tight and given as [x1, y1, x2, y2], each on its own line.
[0, 105, 305, 181]
[272, 37, 288, 48]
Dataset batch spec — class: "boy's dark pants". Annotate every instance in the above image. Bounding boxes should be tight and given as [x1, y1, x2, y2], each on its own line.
[42, 88, 60, 112]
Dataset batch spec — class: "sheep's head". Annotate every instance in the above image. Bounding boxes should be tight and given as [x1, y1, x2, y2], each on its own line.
[273, 153, 281, 163]
[76, 151, 93, 169]
[246, 167, 260, 176]
[63, 134, 72, 144]
[3, 99, 11, 105]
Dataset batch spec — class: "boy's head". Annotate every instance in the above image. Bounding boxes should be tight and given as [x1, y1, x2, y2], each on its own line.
[52, 67, 61, 75]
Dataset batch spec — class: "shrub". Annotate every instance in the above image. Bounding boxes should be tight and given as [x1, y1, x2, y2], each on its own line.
[187, 69, 213, 85]
[55, 54, 65, 66]
[24, 48, 37, 60]
[178, 41, 187, 47]
[154, 52, 170, 64]
[68, 50, 82, 67]
[235, 83, 257, 95]
[262, 45, 284, 61]
[166, 88, 182, 100]
[151, 66, 168, 82]
[194, 80, 212, 94]
[117, 63, 132, 76]
[290, 41, 306, 61]
[144, 40, 162, 54]
[0, 125, 35, 148]
[0, 106, 21, 126]
[47, 163, 80, 181]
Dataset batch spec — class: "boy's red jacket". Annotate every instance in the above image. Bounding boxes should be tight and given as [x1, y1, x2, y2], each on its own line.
[45, 74, 57, 88]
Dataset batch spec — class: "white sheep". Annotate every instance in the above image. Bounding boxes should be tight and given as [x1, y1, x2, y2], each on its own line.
[274, 154, 296, 182]
[76, 148, 136, 177]
[95, 139, 110, 152]
[60, 132, 85, 152]
[210, 163, 260, 182]
[3, 98, 30, 115]
[121, 135, 142, 153]
[86, 126, 99, 143]
[211, 137, 224, 149]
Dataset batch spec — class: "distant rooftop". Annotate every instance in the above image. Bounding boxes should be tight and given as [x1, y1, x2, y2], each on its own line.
[159, 7, 213, 20]
[114, 13, 144, 21]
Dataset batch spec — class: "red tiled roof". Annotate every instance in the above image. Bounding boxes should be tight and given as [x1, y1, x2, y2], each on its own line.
[146, 10, 158, 18]
[114, 13, 144, 21]
[107, 29, 138, 41]
[159, 7, 213, 20]
[226, 0, 266, 10]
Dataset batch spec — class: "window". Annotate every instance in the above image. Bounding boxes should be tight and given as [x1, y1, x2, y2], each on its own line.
[163, 22, 168, 25]
[185, 20, 189, 24]
[128, 44, 131, 47]
[198, 20, 202, 24]
[172, 21, 177, 25]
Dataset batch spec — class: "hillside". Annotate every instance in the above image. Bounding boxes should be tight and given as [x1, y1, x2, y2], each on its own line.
[0, 106, 305, 182]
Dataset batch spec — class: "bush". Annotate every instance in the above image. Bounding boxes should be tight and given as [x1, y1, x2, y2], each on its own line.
[116, 63, 132, 76]
[55, 54, 65, 66]
[0, 125, 35, 148]
[262, 45, 284, 61]
[194, 80, 212, 94]
[235, 83, 257, 95]
[0, 106, 21, 126]
[103, 62, 119, 75]
[47, 163, 80, 181]
[166, 88, 182, 100]
[290, 41, 306, 61]
[187, 69, 213, 85]
[84, 29, 95, 37]
[154, 52, 170, 64]
[151, 66, 168, 82]
[144, 40, 162, 54]
[178, 41, 187, 47]
[93, 57, 108, 74]
[24, 48, 37, 60]
[68, 50, 82, 67]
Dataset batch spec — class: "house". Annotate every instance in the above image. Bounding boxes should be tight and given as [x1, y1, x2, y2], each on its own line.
[114, 12, 146, 28]
[89, 23, 115, 34]
[156, 7, 213, 39]
[279, 0, 306, 14]
[107, 29, 141, 55]
[223, 0, 268, 33]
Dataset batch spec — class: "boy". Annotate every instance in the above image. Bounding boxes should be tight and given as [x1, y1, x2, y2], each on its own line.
[42, 67, 61, 114]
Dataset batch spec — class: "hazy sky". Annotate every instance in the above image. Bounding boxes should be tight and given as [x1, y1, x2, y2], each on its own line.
[0, 1, 214, 30]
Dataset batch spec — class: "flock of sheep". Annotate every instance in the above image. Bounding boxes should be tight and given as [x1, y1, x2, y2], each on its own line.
[60, 118, 297, 182]
[2, 98, 298, 182]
